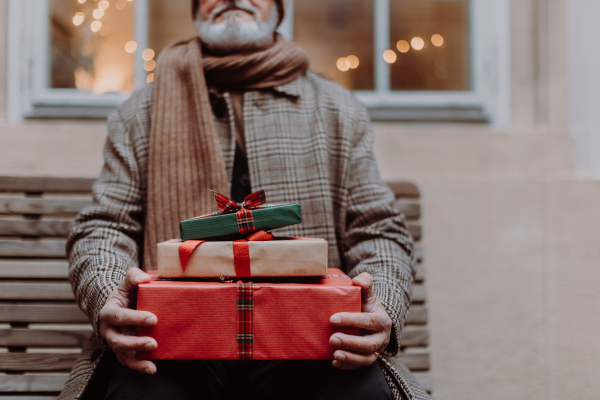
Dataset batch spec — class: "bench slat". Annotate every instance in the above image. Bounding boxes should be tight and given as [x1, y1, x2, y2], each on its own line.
[0, 329, 91, 347]
[0, 239, 67, 258]
[394, 201, 420, 220]
[0, 261, 424, 282]
[0, 219, 73, 237]
[0, 304, 88, 323]
[388, 182, 420, 199]
[399, 326, 429, 347]
[0, 373, 68, 392]
[0, 196, 92, 216]
[0, 304, 423, 325]
[387, 352, 430, 372]
[0, 282, 74, 300]
[406, 305, 427, 325]
[0, 353, 80, 371]
[412, 372, 432, 393]
[0, 371, 430, 394]
[0, 261, 69, 279]
[0, 282, 422, 304]
[0, 177, 94, 194]
[412, 284, 425, 303]
[0, 352, 427, 372]
[414, 244, 423, 263]
[415, 264, 424, 283]
[407, 224, 421, 241]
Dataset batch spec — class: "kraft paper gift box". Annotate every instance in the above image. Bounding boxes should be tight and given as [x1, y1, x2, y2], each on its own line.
[136, 268, 361, 360]
[180, 190, 302, 241]
[157, 235, 328, 278]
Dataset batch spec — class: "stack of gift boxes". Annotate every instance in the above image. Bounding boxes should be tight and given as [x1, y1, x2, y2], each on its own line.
[137, 190, 361, 361]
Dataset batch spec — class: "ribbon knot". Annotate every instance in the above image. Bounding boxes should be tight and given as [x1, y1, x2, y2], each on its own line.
[210, 190, 266, 234]
[178, 230, 274, 275]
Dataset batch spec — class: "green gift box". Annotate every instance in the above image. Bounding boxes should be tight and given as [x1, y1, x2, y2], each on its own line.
[180, 204, 302, 241]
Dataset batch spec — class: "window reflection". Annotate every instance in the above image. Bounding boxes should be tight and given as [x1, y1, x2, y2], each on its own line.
[389, 0, 471, 91]
[50, 0, 135, 94]
[294, 0, 375, 91]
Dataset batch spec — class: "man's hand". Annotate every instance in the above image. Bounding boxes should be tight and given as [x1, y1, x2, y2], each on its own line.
[99, 268, 158, 374]
[329, 272, 393, 369]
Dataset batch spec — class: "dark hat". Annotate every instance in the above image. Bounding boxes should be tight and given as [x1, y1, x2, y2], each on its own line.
[192, 0, 285, 27]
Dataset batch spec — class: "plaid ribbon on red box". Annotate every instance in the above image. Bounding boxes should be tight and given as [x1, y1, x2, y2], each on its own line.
[211, 190, 266, 235]
[236, 281, 254, 360]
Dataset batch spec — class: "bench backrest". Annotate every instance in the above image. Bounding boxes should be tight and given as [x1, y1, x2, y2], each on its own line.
[0, 177, 430, 397]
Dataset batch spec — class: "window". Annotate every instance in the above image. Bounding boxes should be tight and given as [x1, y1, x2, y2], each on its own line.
[8, 0, 510, 124]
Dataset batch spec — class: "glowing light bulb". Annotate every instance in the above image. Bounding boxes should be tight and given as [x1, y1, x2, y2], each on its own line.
[144, 60, 156, 72]
[411, 37, 425, 51]
[383, 50, 397, 64]
[72, 12, 85, 26]
[336, 57, 350, 72]
[431, 34, 444, 47]
[310, 61, 324, 74]
[91, 21, 102, 32]
[93, 8, 104, 19]
[125, 41, 138, 53]
[99, 1, 110, 10]
[346, 55, 359, 69]
[99, 24, 111, 36]
[147, 73, 155, 83]
[397, 40, 410, 53]
[142, 49, 155, 61]
[77, 0, 87, 4]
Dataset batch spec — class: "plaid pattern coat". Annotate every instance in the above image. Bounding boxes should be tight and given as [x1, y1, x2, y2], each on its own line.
[61, 72, 431, 400]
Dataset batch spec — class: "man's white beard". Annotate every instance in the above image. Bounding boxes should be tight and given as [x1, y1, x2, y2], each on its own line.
[196, 2, 278, 53]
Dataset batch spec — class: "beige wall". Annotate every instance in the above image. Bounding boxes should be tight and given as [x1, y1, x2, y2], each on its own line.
[2, 0, 599, 399]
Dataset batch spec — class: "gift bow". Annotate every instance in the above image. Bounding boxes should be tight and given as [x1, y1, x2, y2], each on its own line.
[178, 230, 274, 275]
[211, 189, 266, 235]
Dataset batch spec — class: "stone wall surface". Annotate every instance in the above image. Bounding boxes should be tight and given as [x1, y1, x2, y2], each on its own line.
[1, 0, 599, 398]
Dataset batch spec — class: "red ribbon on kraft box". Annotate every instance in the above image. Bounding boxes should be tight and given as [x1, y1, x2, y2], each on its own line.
[178, 230, 274, 276]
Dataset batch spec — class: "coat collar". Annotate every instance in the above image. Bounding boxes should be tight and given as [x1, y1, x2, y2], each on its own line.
[207, 74, 305, 99]
[272, 74, 305, 98]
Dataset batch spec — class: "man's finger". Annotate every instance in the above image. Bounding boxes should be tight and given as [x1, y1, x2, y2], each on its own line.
[102, 306, 157, 327]
[119, 268, 152, 294]
[333, 349, 378, 367]
[116, 351, 157, 374]
[330, 312, 385, 331]
[329, 332, 386, 354]
[105, 327, 157, 353]
[332, 359, 360, 370]
[351, 272, 374, 302]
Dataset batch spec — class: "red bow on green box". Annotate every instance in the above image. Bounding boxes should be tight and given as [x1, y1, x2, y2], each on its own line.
[210, 189, 267, 235]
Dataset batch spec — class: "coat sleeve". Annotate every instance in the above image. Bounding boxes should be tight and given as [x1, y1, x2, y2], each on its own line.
[341, 105, 415, 357]
[66, 108, 145, 347]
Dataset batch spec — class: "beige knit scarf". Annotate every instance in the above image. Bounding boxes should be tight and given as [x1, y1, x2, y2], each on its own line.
[144, 35, 309, 269]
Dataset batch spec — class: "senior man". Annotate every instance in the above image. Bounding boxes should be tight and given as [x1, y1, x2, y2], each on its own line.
[61, 1, 430, 399]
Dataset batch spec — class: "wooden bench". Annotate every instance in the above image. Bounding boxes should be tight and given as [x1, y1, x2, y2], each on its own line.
[0, 176, 431, 398]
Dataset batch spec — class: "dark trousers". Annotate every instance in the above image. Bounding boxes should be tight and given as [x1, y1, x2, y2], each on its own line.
[104, 360, 392, 400]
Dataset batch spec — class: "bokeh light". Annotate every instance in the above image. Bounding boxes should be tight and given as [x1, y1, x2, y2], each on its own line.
[383, 49, 397, 64]
[397, 40, 410, 53]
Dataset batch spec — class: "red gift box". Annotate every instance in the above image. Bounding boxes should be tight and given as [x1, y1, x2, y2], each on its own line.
[136, 268, 361, 360]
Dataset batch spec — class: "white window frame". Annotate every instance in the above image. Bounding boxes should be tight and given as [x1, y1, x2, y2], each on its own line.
[8, 0, 510, 126]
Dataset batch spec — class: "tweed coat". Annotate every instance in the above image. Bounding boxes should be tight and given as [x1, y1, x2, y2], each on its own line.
[62, 72, 432, 400]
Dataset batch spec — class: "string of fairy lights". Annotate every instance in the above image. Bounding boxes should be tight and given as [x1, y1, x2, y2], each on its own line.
[70, 0, 156, 84]
[311, 33, 445, 78]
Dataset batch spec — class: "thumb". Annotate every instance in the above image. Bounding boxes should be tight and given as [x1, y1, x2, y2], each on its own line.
[120, 268, 152, 294]
[352, 272, 375, 304]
